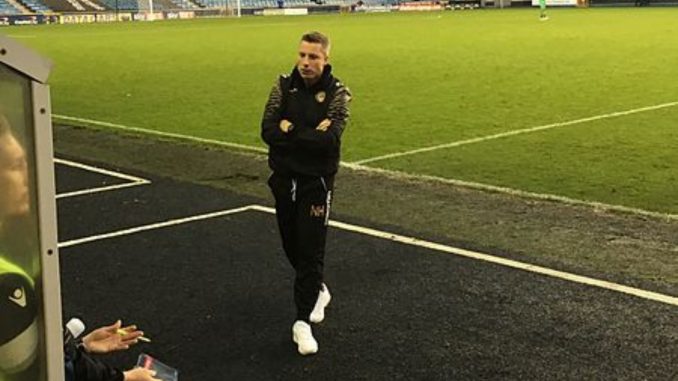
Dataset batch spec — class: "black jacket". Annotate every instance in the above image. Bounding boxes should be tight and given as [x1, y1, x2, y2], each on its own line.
[65, 345, 124, 381]
[261, 65, 351, 177]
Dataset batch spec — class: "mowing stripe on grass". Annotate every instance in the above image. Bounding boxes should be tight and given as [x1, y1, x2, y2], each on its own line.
[53, 114, 678, 221]
[353, 101, 678, 165]
[59, 204, 678, 307]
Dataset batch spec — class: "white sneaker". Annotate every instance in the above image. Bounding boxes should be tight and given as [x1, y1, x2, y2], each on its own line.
[309, 283, 331, 324]
[292, 321, 318, 355]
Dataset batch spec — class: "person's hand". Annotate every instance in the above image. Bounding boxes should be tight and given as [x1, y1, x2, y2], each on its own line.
[316, 119, 331, 132]
[123, 368, 161, 381]
[82, 320, 144, 354]
[279, 119, 294, 133]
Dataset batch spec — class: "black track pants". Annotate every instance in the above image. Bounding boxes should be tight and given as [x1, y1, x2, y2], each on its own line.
[268, 172, 334, 322]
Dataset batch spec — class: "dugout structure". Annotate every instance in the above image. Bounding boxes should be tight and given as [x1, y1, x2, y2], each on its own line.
[0, 36, 63, 381]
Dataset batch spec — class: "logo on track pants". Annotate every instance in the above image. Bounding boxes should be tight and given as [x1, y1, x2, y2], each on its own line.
[310, 205, 325, 218]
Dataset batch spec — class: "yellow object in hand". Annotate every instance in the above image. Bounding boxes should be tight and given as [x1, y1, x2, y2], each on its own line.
[117, 329, 151, 343]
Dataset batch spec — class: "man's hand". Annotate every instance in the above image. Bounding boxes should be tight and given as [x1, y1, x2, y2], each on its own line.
[316, 119, 332, 132]
[124, 368, 161, 381]
[82, 320, 144, 354]
[279, 119, 294, 133]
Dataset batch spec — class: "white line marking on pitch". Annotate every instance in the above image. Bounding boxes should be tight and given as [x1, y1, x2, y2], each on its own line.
[52, 114, 678, 221]
[52, 115, 268, 154]
[341, 162, 678, 221]
[353, 101, 678, 165]
[58, 204, 678, 307]
[55, 158, 151, 199]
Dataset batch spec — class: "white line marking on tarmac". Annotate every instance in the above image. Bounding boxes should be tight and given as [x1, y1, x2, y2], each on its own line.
[258, 204, 678, 307]
[56, 182, 150, 199]
[59, 204, 678, 307]
[57, 205, 255, 249]
[55, 158, 150, 182]
[55, 158, 151, 199]
[353, 101, 678, 165]
[52, 114, 678, 221]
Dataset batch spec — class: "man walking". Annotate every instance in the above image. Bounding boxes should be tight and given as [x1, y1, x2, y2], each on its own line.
[261, 31, 351, 355]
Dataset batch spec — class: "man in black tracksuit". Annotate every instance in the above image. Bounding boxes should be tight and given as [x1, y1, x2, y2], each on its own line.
[261, 31, 351, 356]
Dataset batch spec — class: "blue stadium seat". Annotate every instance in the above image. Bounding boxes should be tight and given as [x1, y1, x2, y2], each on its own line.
[98, 0, 140, 10]
[0, 0, 52, 13]
[0, 0, 22, 14]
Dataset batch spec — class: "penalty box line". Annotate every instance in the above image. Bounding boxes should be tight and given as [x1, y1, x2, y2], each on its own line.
[58, 204, 678, 308]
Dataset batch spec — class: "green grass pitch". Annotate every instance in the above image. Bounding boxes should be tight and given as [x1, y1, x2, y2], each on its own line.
[6, 8, 678, 214]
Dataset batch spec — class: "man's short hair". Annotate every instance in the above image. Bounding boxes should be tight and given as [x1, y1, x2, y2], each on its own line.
[301, 31, 331, 56]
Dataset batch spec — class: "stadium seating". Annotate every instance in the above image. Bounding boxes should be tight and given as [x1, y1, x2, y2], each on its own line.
[96, 0, 203, 10]
[17, 0, 52, 12]
[0, 0, 392, 12]
[118, 0, 387, 9]
[196, 0, 381, 7]
[149, 0, 174, 10]
[169, 0, 200, 8]
[79, 0, 106, 10]
[0, 0, 52, 13]
[41, 0, 104, 12]
[95, 0, 136, 10]
[0, 0, 23, 14]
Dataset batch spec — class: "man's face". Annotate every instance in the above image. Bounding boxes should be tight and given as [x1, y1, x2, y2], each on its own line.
[0, 133, 29, 220]
[297, 41, 328, 83]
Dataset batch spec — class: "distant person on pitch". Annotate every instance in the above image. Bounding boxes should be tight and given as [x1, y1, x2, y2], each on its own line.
[261, 31, 352, 355]
[539, 0, 548, 20]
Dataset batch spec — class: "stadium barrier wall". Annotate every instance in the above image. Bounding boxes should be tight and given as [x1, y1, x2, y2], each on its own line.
[3, 0, 675, 26]
[261, 7, 308, 14]
[530, 0, 577, 5]
[0, 5, 343, 25]
[399, 1, 444, 10]
[0, 10, 209, 25]
[0, 14, 59, 25]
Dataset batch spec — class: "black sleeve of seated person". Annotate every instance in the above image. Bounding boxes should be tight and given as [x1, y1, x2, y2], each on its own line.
[73, 348, 124, 381]
[261, 78, 293, 149]
[292, 85, 352, 152]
